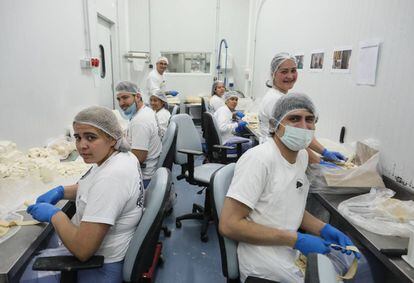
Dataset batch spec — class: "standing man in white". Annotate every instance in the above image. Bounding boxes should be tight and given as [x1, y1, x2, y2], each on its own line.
[145, 56, 179, 103]
[116, 81, 162, 188]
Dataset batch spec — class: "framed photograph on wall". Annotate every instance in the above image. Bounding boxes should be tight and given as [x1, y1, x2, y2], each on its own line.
[310, 50, 324, 72]
[294, 54, 304, 70]
[331, 46, 352, 73]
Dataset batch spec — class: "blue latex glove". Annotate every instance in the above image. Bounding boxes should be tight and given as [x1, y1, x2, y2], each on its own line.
[320, 224, 361, 259]
[27, 203, 61, 223]
[294, 232, 331, 256]
[235, 111, 245, 119]
[167, 90, 179, 97]
[319, 160, 341, 169]
[235, 121, 248, 133]
[36, 185, 64, 205]
[322, 148, 346, 162]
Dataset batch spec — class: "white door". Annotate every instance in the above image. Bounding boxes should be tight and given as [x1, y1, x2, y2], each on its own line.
[97, 17, 115, 109]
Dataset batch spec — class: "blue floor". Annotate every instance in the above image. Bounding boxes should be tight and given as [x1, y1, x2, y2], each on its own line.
[155, 158, 226, 283]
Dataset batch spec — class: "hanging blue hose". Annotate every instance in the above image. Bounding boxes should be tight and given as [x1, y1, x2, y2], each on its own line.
[217, 39, 228, 87]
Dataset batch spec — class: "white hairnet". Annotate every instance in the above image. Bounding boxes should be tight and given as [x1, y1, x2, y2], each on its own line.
[211, 80, 224, 96]
[115, 81, 141, 95]
[269, 93, 318, 134]
[151, 90, 168, 103]
[267, 52, 297, 87]
[223, 90, 240, 101]
[73, 106, 131, 152]
[156, 56, 169, 65]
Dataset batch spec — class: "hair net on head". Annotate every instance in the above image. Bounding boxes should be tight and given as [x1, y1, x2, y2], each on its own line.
[267, 52, 297, 87]
[156, 56, 169, 65]
[211, 80, 224, 96]
[269, 92, 318, 134]
[115, 81, 140, 95]
[151, 90, 168, 103]
[73, 106, 131, 152]
[223, 90, 240, 101]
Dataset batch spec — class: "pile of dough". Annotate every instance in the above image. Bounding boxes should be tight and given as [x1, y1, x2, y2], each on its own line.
[47, 138, 76, 159]
[185, 96, 202, 103]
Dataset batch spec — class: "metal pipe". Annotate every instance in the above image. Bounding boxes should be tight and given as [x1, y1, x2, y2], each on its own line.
[217, 38, 228, 87]
[82, 0, 92, 57]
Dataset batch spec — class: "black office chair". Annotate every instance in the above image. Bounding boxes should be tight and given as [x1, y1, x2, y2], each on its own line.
[170, 114, 224, 242]
[33, 168, 172, 283]
[203, 112, 248, 163]
[211, 164, 280, 283]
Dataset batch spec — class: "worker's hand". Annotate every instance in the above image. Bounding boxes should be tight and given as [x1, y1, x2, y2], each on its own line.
[320, 224, 361, 259]
[235, 111, 245, 119]
[319, 160, 341, 169]
[235, 121, 248, 133]
[36, 185, 64, 205]
[167, 90, 179, 97]
[322, 148, 346, 162]
[294, 232, 330, 256]
[27, 203, 61, 223]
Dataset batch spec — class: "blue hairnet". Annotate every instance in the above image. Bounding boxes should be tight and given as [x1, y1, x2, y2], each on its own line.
[115, 81, 141, 95]
[73, 106, 130, 152]
[267, 52, 297, 87]
[151, 90, 168, 103]
[269, 93, 318, 133]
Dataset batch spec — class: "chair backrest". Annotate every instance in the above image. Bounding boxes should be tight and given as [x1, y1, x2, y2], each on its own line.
[210, 163, 239, 281]
[171, 104, 179, 116]
[305, 253, 338, 283]
[123, 168, 172, 282]
[202, 112, 224, 161]
[170, 114, 203, 165]
[156, 121, 177, 170]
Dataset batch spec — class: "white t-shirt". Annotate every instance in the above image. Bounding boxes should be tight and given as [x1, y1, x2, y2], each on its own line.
[258, 88, 285, 138]
[209, 95, 225, 113]
[214, 105, 238, 144]
[145, 69, 166, 103]
[226, 139, 309, 282]
[156, 107, 171, 139]
[127, 105, 162, 180]
[72, 152, 144, 263]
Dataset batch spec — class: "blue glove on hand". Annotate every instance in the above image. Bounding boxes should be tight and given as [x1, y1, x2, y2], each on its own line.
[235, 121, 248, 133]
[294, 232, 331, 256]
[235, 111, 245, 119]
[36, 185, 64, 205]
[27, 203, 61, 223]
[319, 160, 341, 169]
[167, 90, 179, 97]
[322, 148, 346, 162]
[320, 224, 361, 259]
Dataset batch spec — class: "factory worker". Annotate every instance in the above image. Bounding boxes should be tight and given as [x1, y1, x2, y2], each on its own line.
[116, 81, 162, 188]
[209, 80, 226, 112]
[150, 90, 171, 139]
[214, 91, 252, 153]
[220, 93, 372, 283]
[22, 106, 144, 283]
[145, 56, 179, 103]
[258, 52, 346, 166]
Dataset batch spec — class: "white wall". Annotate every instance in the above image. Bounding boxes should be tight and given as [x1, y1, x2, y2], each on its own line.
[247, 0, 414, 188]
[0, 0, 125, 149]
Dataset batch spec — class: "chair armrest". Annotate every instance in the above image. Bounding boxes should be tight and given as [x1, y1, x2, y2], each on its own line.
[178, 149, 203, 156]
[230, 139, 250, 144]
[245, 276, 279, 283]
[177, 148, 203, 183]
[213, 144, 235, 150]
[33, 255, 104, 272]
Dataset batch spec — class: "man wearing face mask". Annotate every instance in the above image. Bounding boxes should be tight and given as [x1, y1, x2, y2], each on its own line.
[219, 93, 372, 283]
[115, 81, 162, 188]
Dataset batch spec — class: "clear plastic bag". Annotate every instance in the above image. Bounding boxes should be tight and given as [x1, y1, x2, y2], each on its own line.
[338, 188, 414, 237]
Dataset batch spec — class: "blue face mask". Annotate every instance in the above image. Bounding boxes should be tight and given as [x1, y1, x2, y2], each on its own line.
[122, 102, 137, 120]
[277, 124, 314, 151]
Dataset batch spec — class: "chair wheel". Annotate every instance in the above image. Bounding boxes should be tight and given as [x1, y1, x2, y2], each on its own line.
[200, 234, 208, 242]
[164, 229, 172, 237]
[192, 207, 197, 213]
[176, 220, 182, 228]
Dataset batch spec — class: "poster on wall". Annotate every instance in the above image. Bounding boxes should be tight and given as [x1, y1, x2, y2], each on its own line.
[310, 50, 324, 72]
[294, 54, 304, 70]
[356, 39, 381, 85]
[331, 46, 352, 73]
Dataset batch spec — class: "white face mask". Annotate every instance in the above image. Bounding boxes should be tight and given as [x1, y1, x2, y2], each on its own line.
[277, 124, 314, 151]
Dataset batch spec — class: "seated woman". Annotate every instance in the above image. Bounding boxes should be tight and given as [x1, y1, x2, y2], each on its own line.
[209, 80, 226, 112]
[21, 106, 144, 283]
[214, 91, 253, 153]
[150, 90, 171, 139]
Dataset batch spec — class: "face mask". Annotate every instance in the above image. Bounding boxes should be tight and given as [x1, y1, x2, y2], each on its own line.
[277, 124, 314, 151]
[122, 102, 137, 120]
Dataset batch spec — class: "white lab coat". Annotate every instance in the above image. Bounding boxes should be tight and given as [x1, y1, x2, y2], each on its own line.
[214, 105, 238, 144]
[258, 88, 284, 138]
[209, 95, 225, 113]
[145, 69, 166, 103]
